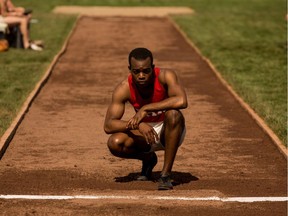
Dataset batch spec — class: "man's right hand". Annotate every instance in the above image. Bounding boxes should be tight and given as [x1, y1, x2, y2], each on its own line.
[138, 122, 159, 145]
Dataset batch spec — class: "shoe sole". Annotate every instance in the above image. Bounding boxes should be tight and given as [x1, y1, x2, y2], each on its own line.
[158, 186, 173, 190]
[136, 175, 149, 181]
[158, 184, 173, 190]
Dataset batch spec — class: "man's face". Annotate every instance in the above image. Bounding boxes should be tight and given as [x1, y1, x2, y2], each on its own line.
[130, 57, 154, 87]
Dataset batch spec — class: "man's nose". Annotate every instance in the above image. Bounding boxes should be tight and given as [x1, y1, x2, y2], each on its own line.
[139, 72, 145, 78]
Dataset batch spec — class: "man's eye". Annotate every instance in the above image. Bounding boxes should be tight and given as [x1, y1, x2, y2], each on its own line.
[132, 69, 140, 74]
[142, 68, 151, 73]
[132, 68, 151, 74]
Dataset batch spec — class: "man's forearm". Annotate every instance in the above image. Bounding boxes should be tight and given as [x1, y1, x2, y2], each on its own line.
[142, 96, 187, 113]
[104, 119, 130, 134]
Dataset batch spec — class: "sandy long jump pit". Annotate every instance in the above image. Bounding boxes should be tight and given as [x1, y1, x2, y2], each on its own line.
[0, 7, 287, 216]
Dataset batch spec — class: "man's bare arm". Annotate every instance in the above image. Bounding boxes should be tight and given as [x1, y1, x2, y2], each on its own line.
[103, 81, 130, 134]
[127, 69, 188, 127]
[0, 1, 7, 16]
[145, 69, 188, 111]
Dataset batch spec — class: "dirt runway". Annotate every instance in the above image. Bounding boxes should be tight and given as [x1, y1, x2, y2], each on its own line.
[0, 16, 287, 215]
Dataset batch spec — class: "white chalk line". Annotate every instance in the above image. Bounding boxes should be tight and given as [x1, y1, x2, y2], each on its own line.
[0, 194, 287, 203]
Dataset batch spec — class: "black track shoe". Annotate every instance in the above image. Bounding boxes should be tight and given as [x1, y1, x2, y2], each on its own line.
[158, 175, 173, 190]
[137, 152, 158, 181]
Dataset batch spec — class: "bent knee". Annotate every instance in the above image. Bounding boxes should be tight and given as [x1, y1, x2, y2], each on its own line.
[107, 134, 134, 157]
[165, 110, 184, 126]
[107, 135, 123, 152]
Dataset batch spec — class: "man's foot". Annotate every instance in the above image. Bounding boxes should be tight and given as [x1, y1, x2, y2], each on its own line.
[137, 152, 157, 181]
[158, 175, 173, 190]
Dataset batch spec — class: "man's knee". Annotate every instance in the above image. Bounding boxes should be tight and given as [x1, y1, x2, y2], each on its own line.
[107, 134, 135, 157]
[164, 110, 184, 126]
[107, 135, 123, 156]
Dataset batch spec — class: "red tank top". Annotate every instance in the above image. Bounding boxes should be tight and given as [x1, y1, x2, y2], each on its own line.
[128, 67, 167, 122]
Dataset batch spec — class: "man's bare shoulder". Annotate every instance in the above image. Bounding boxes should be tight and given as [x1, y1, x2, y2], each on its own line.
[158, 68, 178, 83]
[113, 77, 130, 101]
[115, 78, 129, 90]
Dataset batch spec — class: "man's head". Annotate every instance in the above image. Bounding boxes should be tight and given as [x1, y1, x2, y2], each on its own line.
[128, 48, 155, 87]
[128, 47, 154, 68]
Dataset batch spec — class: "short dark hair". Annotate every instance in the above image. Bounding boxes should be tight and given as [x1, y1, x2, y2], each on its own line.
[128, 47, 153, 67]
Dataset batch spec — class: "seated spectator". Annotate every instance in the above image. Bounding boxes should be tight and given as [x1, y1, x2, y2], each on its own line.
[0, 0, 42, 51]
[0, 13, 7, 29]
[6, 0, 32, 21]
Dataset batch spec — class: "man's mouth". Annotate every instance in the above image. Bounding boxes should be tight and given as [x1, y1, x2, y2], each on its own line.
[137, 80, 147, 85]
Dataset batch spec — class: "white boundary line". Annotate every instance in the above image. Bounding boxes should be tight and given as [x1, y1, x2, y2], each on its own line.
[0, 194, 287, 203]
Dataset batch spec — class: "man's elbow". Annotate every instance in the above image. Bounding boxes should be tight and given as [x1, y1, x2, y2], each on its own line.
[103, 125, 113, 134]
[182, 102, 188, 109]
[179, 98, 188, 109]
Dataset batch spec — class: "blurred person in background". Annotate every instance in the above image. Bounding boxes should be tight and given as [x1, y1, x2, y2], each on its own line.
[0, 0, 42, 51]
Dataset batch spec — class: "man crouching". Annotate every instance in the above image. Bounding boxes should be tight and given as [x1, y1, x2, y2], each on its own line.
[104, 47, 188, 190]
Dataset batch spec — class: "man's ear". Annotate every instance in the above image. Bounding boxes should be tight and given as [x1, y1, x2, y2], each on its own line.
[152, 64, 155, 69]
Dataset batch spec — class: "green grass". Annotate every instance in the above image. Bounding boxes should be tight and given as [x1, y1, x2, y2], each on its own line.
[0, 13, 76, 135]
[1, 0, 286, 146]
[172, 0, 287, 145]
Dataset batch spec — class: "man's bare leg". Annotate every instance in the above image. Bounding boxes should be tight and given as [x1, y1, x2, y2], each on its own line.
[107, 131, 158, 180]
[159, 110, 185, 190]
[4, 16, 30, 48]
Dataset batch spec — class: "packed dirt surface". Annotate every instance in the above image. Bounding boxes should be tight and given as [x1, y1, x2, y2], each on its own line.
[53, 6, 194, 17]
[0, 16, 287, 215]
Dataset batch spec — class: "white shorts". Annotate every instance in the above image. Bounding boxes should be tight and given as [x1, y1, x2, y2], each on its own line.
[148, 121, 186, 152]
[0, 16, 8, 32]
